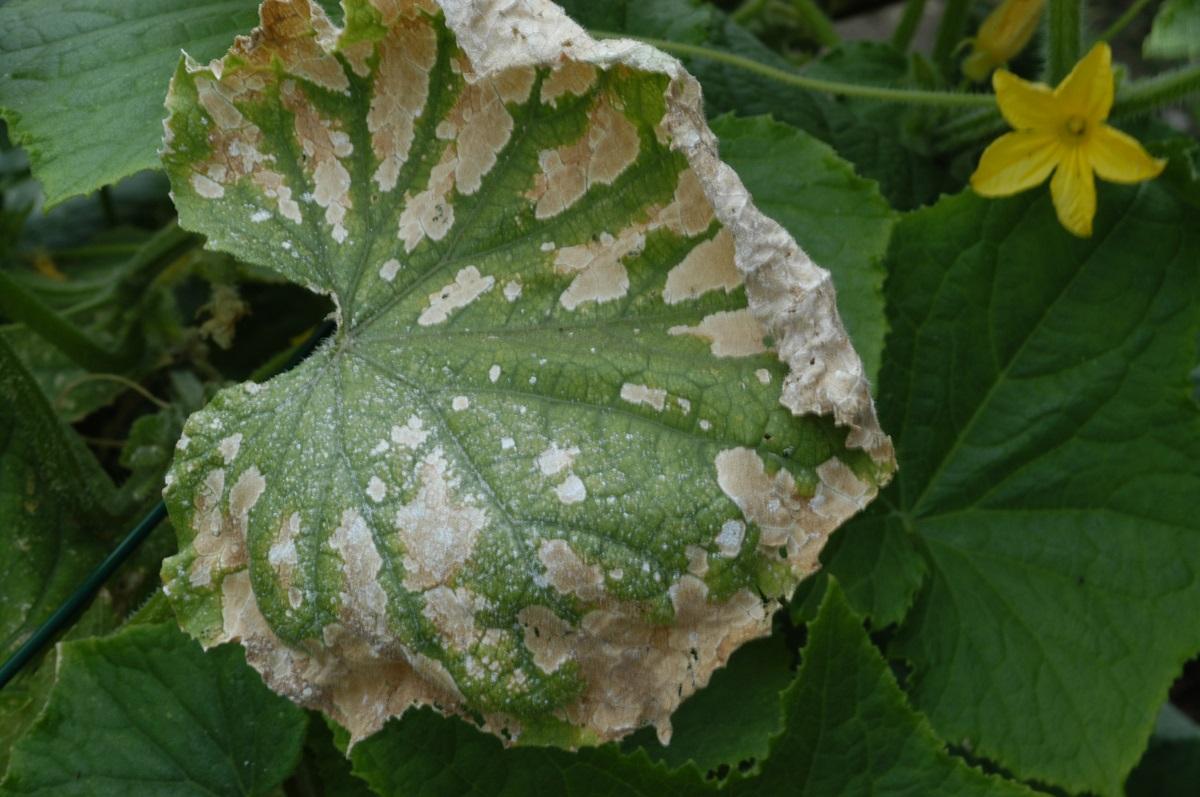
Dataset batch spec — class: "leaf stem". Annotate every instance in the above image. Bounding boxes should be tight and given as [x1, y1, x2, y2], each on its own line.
[1098, 0, 1156, 42]
[591, 31, 996, 107]
[1046, 0, 1084, 83]
[0, 270, 130, 371]
[932, 0, 971, 75]
[790, 0, 840, 48]
[731, 0, 770, 24]
[892, 0, 929, 51]
[0, 220, 199, 372]
[1112, 62, 1200, 118]
[55, 373, 171, 411]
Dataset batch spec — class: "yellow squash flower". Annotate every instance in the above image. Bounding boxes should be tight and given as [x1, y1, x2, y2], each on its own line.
[963, 0, 1046, 83]
[970, 43, 1166, 237]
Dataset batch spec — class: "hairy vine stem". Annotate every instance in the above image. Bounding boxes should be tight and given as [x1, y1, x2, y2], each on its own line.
[1046, 0, 1084, 83]
[892, 0, 928, 52]
[1099, 0, 1155, 42]
[592, 32, 997, 107]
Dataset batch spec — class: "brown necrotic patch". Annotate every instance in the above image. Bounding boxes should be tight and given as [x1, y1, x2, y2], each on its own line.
[528, 99, 640, 220]
[669, 308, 768, 358]
[189, 74, 302, 223]
[369, 16, 438, 191]
[281, 80, 354, 242]
[393, 448, 488, 591]
[396, 61, 534, 251]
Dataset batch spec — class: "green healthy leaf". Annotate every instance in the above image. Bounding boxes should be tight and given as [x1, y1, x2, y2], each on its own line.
[621, 633, 793, 776]
[0, 336, 112, 664]
[726, 582, 1036, 796]
[0, 595, 119, 778]
[1144, 0, 1200, 61]
[344, 708, 711, 796]
[711, 114, 894, 384]
[0, 0, 261, 207]
[878, 183, 1200, 795]
[0, 622, 307, 796]
[159, 0, 892, 749]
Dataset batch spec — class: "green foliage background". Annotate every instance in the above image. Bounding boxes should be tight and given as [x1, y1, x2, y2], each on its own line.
[1, 0, 1199, 795]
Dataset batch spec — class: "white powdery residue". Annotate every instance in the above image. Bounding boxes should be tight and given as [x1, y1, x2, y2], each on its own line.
[395, 448, 488, 590]
[244, 382, 262, 395]
[176, 433, 191, 451]
[452, 396, 470, 411]
[191, 173, 224, 199]
[539, 241, 556, 252]
[716, 519, 746, 558]
[218, 433, 243, 464]
[370, 440, 389, 456]
[503, 280, 522, 302]
[268, 513, 301, 567]
[620, 382, 667, 412]
[250, 209, 272, 223]
[268, 539, 298, 567]
[699, 419, 712, 431]
[529, 375, 537, 385]
[755, 368, 771, 385]
[554, 474, 587, 504]
[536, 444, 579, 477]
[676, 397, 692, 414]
[367, 476, 388, 503]
[609, 568, 623, 580]
[379, 258, 401, 282]
[501, 437, 516, 450]
[488, 365, 501, 383]
[391, 415, 429, 449]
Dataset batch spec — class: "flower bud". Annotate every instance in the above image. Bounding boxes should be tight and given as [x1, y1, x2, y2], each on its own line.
[963, 0, 1046, 82]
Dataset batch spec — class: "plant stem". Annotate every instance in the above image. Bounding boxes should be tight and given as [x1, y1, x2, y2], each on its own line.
[932, 0, 971, 75]
[791, 0, 840, 48]
[1112, 62, 1200, 118]
[0, 220, 199, 372]
[1046, 0, 1084, 83]
[731, 0, 770, 24]
[0, 269, 130, 371]
[892, 0, 928, 51]
[1099, 0, 1156, 42]
[56, 373, 171, 411]
[591, 31, 996, 107]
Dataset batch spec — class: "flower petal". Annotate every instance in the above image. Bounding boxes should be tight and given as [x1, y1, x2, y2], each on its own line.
[1088, 125, 1167, 184]
[971, 131, 1061, 196]
[1055, 42, 1113, 124]
[993, 70, 1060, 129]
[1050, 149, 1097, 237]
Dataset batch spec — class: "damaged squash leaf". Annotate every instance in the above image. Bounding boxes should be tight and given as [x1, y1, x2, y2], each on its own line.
[159, 0, 894, 748]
